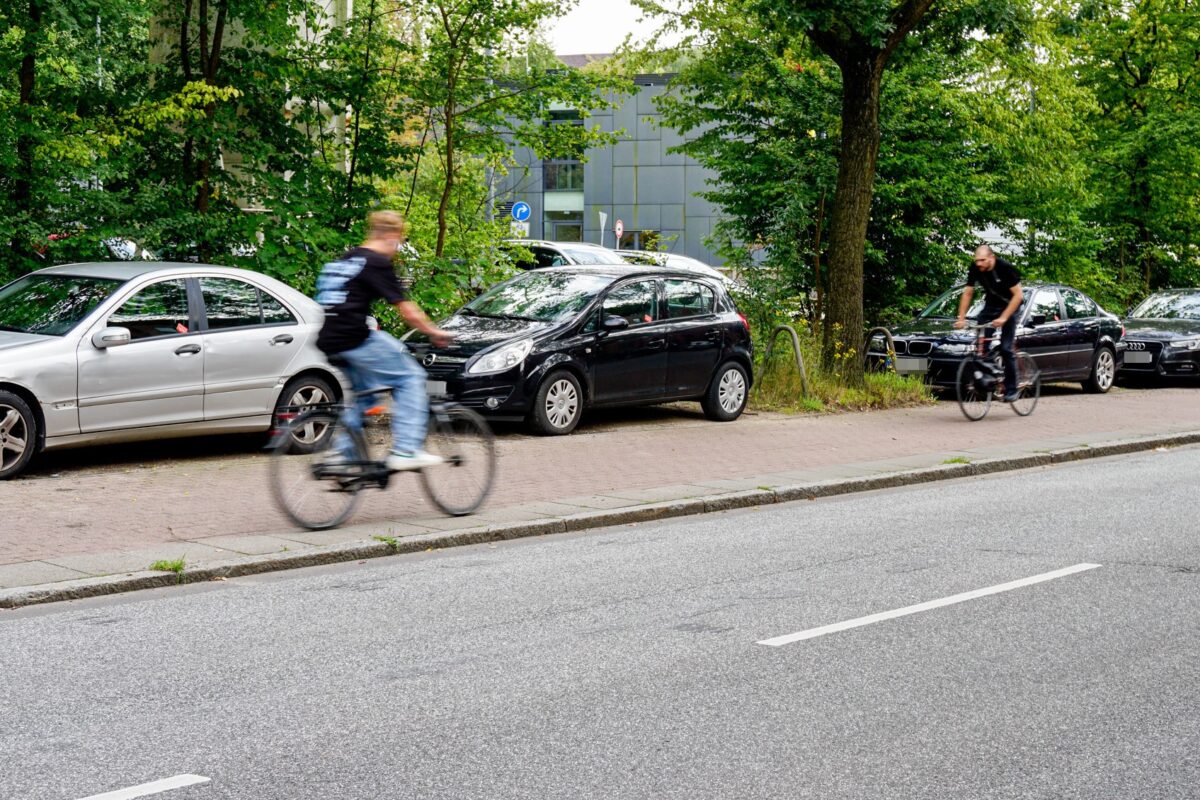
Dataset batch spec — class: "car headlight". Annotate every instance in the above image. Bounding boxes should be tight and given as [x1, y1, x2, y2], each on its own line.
[869, 335, 888, 353]
[936, 343, 972, 355]
[468, 340, 534, 375]
[1167, 338, 1200, 351]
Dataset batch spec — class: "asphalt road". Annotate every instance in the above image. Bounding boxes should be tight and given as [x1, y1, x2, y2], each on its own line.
[2, 447, 1199, 799]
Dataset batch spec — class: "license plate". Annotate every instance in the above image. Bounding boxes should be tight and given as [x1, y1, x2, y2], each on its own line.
[1126, 351, 1153, 364]
[895, 357, 929, 374]
[426, 380, 447, 395]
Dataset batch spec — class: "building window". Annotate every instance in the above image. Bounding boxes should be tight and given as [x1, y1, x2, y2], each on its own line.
[544, 162, 584, 192]
[619, 230, 660, 251]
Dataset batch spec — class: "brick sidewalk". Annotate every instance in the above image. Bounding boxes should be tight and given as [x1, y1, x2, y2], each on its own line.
[2, 386, 1198, 593]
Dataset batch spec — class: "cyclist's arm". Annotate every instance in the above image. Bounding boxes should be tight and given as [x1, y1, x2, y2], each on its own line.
[955, 286, 975, 328]
[396, 300, 450, 343]
[992, 284, 1024, 326]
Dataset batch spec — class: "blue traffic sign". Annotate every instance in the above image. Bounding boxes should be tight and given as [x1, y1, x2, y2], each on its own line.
[511, 202, 532, 222]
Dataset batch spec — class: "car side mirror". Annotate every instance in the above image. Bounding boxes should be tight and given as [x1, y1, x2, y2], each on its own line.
[602, 315, 629, 332]
[1028, 314, 1046, 327]
[92, 326, 131, 349]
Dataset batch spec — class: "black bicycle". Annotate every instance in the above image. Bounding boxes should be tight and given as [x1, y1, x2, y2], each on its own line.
[955, 325, 1041, 421]
[268, 386, 496, 530]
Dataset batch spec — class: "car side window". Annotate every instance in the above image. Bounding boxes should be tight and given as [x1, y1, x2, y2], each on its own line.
[201, 278, 297, 329]
[603, 281, 659, 326]
[1062, 289, 1096, 319]
[665, 280, 715, 319]
[530, 247, 565, 268]
[1027, 289, 1062, 323]
[109, 279, 191, 340]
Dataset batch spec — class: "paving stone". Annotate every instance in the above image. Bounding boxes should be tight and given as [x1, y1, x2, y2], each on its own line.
[0, 561, 90, 589]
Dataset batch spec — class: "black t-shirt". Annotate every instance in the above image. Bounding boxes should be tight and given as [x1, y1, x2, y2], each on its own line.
[968, 256, 1021, 312]
[315, 246, 409, 354]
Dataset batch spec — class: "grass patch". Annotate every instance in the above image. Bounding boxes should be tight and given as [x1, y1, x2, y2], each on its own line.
[751, 350, 934, 414]
[942, 456, 971, 465]
[149, 557, 186, 584]
[373, 535, 400, 551]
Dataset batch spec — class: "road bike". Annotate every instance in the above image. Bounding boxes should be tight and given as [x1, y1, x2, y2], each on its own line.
[955, 325, 1041, 421]
[268, 385, 496, 530]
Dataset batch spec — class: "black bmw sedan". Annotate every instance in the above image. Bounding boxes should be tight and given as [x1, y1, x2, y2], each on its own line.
[868, 282, 1125, 392]
[405, 266, 754, 434]
[1121, 288, 1200, 380]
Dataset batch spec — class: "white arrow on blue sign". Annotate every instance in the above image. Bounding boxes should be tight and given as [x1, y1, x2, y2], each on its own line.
[511, 202, 532, 222]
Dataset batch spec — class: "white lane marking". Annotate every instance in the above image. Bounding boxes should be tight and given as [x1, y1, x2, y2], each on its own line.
[77, 774, 211, 800]
[757, 563, 1102, 647]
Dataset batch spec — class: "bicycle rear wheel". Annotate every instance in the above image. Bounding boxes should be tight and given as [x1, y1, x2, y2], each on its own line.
[1010, 352, 1041, 417]
[420, 405, 496, 517]
[956, 358, 992, 421]
[269, 410, 365, 530]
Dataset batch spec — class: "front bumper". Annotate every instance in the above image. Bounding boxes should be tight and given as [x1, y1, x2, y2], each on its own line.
[866, 352, 963, 386]
[1120, 342, 1200, 378]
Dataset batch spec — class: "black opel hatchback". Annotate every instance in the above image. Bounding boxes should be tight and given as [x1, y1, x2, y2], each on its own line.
[404, 266, 754, 434]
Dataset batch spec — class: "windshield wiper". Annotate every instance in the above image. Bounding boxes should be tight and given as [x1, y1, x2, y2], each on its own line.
[458, 308, 480, 317]
[491, 313, 539, 322]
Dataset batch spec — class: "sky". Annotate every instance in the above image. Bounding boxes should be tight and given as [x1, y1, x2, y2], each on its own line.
[548, 0, 662, 55]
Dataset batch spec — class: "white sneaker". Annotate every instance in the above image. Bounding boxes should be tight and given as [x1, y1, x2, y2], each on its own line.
[386, 450, 444, 472]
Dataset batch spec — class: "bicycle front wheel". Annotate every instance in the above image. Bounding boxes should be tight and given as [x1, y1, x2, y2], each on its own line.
[269, 410, 365, 530]
[420, 405, 496, 517]
[1010, 352, 1041, 417]
[956, 358, 992, 421]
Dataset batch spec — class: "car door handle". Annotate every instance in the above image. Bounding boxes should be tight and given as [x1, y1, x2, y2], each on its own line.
[648, 338, 666, 349]
[174, 343, 202, 356]
[270, 334, 294, 346]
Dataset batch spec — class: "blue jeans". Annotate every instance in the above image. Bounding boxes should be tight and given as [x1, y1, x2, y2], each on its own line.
[333, 331, 428, 456]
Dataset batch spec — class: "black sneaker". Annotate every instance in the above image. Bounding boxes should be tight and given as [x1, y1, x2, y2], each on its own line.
[1002, 390, 1020, 403]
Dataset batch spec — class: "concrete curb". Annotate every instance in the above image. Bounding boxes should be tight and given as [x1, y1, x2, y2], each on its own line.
[4, 430, 1198, 610]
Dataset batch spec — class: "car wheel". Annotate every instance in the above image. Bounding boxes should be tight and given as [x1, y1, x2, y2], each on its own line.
[701, 361, 749, 422]
[1083, 346, 1116, 394]
[0, 390, 37, 480]
[277, 375, 337, 453]
[529, 370, 583, 435]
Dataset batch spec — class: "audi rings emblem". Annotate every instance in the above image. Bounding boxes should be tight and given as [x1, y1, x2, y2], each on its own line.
[423, 353, 437, 366]
[1127, 341, 1146, 351]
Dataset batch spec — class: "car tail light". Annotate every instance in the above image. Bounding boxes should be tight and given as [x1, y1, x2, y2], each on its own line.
[737, 312, 750, 332]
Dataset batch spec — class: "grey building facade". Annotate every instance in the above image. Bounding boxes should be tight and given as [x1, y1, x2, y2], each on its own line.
[499, 73, 726, 266]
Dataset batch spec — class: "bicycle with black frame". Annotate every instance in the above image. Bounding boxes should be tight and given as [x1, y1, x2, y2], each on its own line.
[268, 369, 496, 530]
[955, 324, 1041, 421]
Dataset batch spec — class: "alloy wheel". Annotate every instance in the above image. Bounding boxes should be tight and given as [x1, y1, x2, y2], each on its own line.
[545, 379, 579, 430]
[1095, 349, 1115, 390]
[289, 385, 332, 444]
[0, 405, 29, 473]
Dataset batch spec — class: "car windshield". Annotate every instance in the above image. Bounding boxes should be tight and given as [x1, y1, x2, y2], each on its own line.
[464, 271, 612, 323]
[557, 244, 627, 265]
[0, 274, 124, 336]
[919, 286, 988, 320]
[1130, 291, 1200, 320]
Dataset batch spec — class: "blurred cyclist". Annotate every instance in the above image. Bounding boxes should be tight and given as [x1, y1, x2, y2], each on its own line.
[316, 211, 452, 470]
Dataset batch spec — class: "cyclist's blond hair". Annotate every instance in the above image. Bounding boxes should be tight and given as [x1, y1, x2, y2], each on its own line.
[367, 210, 407, 240]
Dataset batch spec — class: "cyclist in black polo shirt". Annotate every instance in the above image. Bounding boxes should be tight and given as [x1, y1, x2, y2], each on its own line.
[954, 244, 1024, 402]
[316, 211, 452, 470]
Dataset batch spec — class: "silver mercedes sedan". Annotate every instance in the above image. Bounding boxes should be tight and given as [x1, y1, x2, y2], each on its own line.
[0, 262, 345, 479]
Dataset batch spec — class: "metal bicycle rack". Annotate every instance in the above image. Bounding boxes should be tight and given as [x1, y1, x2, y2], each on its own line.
[754, 324, 812, 398]
[863, 326, 898, 372]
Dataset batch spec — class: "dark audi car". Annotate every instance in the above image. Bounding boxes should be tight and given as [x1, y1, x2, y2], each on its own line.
[1121, 288, 1200, 380]
[869, 282, 1125, 392]
[405, 266, 754, 434]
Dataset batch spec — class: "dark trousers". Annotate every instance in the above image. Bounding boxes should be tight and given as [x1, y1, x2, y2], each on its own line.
[983, 313, 1018, 393]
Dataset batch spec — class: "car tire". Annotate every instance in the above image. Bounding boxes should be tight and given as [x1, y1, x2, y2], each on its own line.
[701, 361, 749, 422]
[276, 375, 338, 454]
[0, 390, 37, 480]
[529, 370, 583, 435]
[1083, 346, 1117, 394]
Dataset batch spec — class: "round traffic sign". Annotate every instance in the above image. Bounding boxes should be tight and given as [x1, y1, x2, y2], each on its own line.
[511, 202, 532, 222]
[614, 219, 624, 238]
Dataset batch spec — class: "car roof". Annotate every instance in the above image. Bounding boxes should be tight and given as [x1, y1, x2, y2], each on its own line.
[529, 264, 727, 284]
[33, 261, 269, 281]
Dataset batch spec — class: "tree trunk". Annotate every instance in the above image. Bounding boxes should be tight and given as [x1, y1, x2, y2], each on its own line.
[823, 57, 883, 384]
[13, 0, 41, 237]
